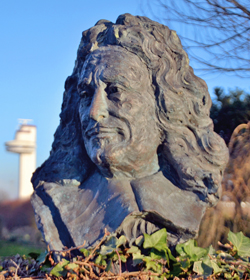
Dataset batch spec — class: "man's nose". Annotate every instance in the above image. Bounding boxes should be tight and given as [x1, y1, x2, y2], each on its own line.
[89, 87, 109, 121]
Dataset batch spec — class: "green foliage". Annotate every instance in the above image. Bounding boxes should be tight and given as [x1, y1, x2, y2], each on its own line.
[95, 254, 107, 266]
[2, 229, 250, 279]
[228, 231, 250, 258]
[99, 236, 118, 255]
[36, 250, 48, 265]
[80, 248, 90, 257]
[210, 87, 250, 144]
[176, 239, 207, 261]
[143, 228, 167, 251]
[50, 259, 70, 277]
[175, 235, 247, 279]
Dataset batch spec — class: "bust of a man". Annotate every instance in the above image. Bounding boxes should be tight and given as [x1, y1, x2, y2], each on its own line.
[31, 14, 228, 251]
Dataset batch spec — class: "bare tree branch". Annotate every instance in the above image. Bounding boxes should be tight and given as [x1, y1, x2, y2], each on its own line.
[146, 0, 250, 77]
[228, 0, 250, 17]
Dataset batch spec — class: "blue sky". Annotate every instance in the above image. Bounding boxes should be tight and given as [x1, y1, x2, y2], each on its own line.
[1, 0, 249, 199]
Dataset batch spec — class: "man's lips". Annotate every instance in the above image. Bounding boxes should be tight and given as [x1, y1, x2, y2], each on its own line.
[85, 126, 118, 139]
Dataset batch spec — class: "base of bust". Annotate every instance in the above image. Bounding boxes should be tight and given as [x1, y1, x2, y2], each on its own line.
[31, 175, 206, 253]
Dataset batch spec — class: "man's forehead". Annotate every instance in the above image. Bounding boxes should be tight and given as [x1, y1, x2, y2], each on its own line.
[80, 65, 136, 90]
[85, 49, 137, 69]
[81, 67, 124, 85]
[80, 47, 149, 85]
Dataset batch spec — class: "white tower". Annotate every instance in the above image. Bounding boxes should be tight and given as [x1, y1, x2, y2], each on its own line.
[5, 119, 36, 199]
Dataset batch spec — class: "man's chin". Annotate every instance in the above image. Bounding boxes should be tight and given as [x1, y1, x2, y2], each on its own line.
[87, 146, 124, 168]
[88, 148, 104, 166]
[86, 139, 123, 163]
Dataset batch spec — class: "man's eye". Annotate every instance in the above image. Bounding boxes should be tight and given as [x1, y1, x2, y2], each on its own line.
[107, 86, 123, 102]
[108, 86, 118, 94]
[109, 93, 121, 103]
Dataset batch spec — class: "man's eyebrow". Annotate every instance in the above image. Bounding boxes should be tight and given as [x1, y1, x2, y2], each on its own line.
[79, 71, 93, 86]
[102, 75, 130, 88]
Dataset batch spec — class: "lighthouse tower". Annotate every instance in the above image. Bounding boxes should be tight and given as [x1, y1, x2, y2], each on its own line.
[5, 119, 36, 199]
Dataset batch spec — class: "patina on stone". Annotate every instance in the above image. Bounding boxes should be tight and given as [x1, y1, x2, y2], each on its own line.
[31, 13, 229, 251]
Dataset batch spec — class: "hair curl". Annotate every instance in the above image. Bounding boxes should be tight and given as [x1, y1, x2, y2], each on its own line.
[32, 13, 229, 206]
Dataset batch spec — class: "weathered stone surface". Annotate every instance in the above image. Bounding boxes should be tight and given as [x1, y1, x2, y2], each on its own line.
[31, 13, 229, 251]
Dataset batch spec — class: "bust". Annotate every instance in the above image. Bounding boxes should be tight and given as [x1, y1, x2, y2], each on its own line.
[31, 14, 228, 251]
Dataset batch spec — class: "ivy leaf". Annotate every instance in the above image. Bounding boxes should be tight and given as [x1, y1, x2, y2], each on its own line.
[224, 272, 236, 279]
[184, 240, 207, 260]
[194, 257, 222, 278]
[228, 231, 250, 257]
[143, 228, 168, 251]
[208, 245, 216, 256]
[50, 259, 69, 277]
[175, 243, 187, 257]
[95, 255, 107, 266]
[116, 235, 127, 248]
[100, 236, 117, 255]
[132, 251, 145, 266]
[65, 263, 79, 271]
[113, 251, 127, 263]
[193, 260, 213, 277]
[120, 254, 127, 263]
[150, 249, 163, 260]
[193, 260, 203, 275]
[80, 248, 90, 257]
[107, 251, 116, 260]
[105, 259, 112, 272]
[144, 256, 162, 273]
[211, 260, 223, 275]
[36, 251, 49, 265]
[166, 247, 177, 263]
[127, 246, 140, 254]
[170, 262, 183, 277]
[180, 258, 191, 269]
[40, 264, 51, 272]
[177, 240, 207, 261]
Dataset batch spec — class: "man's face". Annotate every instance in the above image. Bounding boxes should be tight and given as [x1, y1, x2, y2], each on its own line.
[78, 47, 161, 178]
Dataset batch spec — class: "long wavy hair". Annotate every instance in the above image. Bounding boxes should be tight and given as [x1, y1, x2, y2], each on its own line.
[32, 14, 229, 206]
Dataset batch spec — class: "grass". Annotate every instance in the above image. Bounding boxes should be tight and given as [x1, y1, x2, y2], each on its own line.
[0, 240, 44, 258]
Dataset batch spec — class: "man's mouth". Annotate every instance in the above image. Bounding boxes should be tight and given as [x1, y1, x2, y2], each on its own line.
[85, 126, 119, 140]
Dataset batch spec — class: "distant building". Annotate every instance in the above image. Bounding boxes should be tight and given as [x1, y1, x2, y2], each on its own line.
[5, 119, 36, 199]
